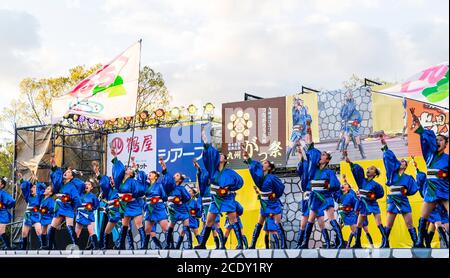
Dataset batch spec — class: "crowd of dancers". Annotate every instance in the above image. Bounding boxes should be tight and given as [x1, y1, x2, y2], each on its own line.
[0, 108, 448, 250]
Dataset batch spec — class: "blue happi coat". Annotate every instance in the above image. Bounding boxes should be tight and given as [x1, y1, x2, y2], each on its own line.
[0, 188, 16, 224]
[111, 158, 145, 217]
[39, 196, 55, 226]
[50, 167, 82, 218]
[383, 147, 418, 214]
[297, 144, 340, 213]
[187, 197, 202, 229]
[246, 158, 284, 216]
[137, 171, 168, 223]
[416, 127, 449, 202]
[21, 180, 45, 226]
[349, 163, 384, 215]
[202, 143, 244, 214]
[98, 175, 121, 223]
[76, 192, 100, 225]
[196, 166, 220, 223]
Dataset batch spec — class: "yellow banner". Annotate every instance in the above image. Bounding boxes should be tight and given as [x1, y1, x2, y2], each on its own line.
[372, 84, 405, 135]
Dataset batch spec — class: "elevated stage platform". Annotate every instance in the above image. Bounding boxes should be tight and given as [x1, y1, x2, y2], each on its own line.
[0, 249, 448, 258]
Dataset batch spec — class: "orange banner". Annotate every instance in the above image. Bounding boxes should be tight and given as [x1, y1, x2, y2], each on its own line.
[407, 100, 449, 156]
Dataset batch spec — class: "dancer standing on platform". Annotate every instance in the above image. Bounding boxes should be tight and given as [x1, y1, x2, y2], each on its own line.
[74, 179, 100, 249]
[47, 154, 83, 250]
[159, 158, 192, 249]
[286, 97, 312, 164]
[334, 174, 373, 248]
[415, 158, 449, 248]
[18, 172, 45, 250]
[297, 120, 344, 249]
[295, 143, 326, 249]
[0, 177, 16, 250]
[39, 183, 55, 249]
[380, 136, 419, 247]
[110, 147, 146, 250]
[195, 126, 244, 249]
[340, 91, 366, 159]
[410, 108, 449, 248]
[344, 152, 387, 248]
[194, 159, 224, 249]
[176, 187, 202, 249]
[244, 146, 286, 249]
[139, 168, 168, 250]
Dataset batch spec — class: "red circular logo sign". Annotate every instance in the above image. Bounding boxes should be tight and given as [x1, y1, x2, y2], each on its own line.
[111, 137, 124, 155]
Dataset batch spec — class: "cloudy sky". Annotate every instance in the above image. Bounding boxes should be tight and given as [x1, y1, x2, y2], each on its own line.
[0, 0, 448, 134]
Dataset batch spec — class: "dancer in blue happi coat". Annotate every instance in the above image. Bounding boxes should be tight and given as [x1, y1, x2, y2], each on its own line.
[176, 187, 202, 249]
[295, 144, 327, 249]
[286, 97, 312, 164]
[159, 158, 192, 249]
[110, 147, 145, 250]
[222, 200, 249, 249]
[39, 183, 55, 249]
[75, 178, 100, 249]
[47, 155, 83, 250]
[138, 168, 168, 250]
[410, 108, 449, 248]
[243, 146, 286, 249]
[97, 166, 121, 249]
[344, 152, 387, 248]
[0, 177, 16, 250]
[334, 174, 373, 248]
[194, 159, 224, 249]
[297, 120, 344, 249]
[19, 172, 46, 250]
[195, 127, 244, 249]
[339, 91, 366, 159]
[381, 136, 419, 247]
[414, 159, 449, 248]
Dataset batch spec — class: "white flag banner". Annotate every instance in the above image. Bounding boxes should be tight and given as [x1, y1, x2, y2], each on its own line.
[374, 62, 449, 110]
[52, 41, 141, 123]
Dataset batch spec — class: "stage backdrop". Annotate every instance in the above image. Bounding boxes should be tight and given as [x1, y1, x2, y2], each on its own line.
[406, 99, 449, 156]
[106, 124, 204, 182]
[222, 97, 287, 169]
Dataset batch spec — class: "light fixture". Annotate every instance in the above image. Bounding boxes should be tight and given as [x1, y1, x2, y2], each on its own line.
[155, 108, 165, 119]
[204, 102, 215, 114]
[187, 104, 198, 116]
[88, 118, 96, 124]
[170, 107, 180, 119]
[139, 110, 149, 121]
[124, 116, 133, 123]
[72, 114, 79, 122]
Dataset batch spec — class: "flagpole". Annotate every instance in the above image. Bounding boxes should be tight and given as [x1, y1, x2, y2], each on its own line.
[127, 38, 143, 168]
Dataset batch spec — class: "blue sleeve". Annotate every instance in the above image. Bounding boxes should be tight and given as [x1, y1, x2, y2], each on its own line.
[269, 175, 285, 197]
[333, 190, 342, 203]
[197, 167, 210, 195]
[247, 159, 264, 189]
[132, 179, 145, 198]
[382, 148, 401, 186]
[416, 171, 427, 198]
[350, 163, 365, 189]
[36, 182, 46, 198]
[181, 188, 191, 203]
[158, 184, 168, 202]
[373, 182, 384, 199]
[327, 171, 340, 192]
[92, 194, 100, 210]
[306, 146, 321, 169]
[297, 161, 308, 192]
[406, 175, 419, 196]
[136, 170, 147, 185]
[72, 178, 86, 196]
[99, 175, 111, 198]
[223, 169, 244, 191]
[21, 180, 31, 203]
[1, 191, 16, 209]
[50, 167, 63, 193]
[112, 158, 125, 187]
[70, 186, 82, 208]
[161, 171, 176, 195]
[416, 127, 438, 164]
[202, 143, 220, 181]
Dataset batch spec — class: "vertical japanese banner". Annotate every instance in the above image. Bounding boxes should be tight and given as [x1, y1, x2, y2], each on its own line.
[285, 93, 319, 167]
[407, 99, 449, 156]
[222, 97, 286, 169]
[106, 129, 157, 176]
[156, 125, 204, 182]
